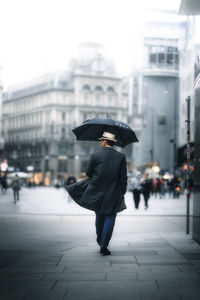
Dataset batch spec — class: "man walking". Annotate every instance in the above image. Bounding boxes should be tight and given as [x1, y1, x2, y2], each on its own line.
[85, 131, 127, 255]
[141, 173, 152, 209]
[12, 175, 21, 204]
[130, 171, 142, 209]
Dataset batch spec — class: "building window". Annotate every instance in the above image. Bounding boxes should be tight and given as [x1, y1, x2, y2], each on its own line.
[94, 86, 103, 105]
[167, 53, 173, 65]
[59, 145, 67, 155]
[150, 53, 156, 64]
[95, 86, 103, 93]
[175, 54, 179, 65]
[107, 86, 115, 93]
[58, 159, 67, 172]
[45, 159, 49, 171]
[158, 115, 166, 125]
[62, 112, 65, 121]
[96, 94, 100, 104]
[148, 44, 179, 69]
[45, 144, 49, 155]
[84, 94, 88, 104]
[34, 161, 41, 171]
[107, 86, 115, 106]
[108, 95, 112, 104]
[61, 127, 65, 139]
[158, 53, 165, 64]
[82, 85, 90, 105]
[82, 84, 90, 91]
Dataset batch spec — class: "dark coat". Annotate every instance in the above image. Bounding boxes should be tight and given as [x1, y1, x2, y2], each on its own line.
[12, 178, 21, 191]
[66, 147, 127, 214]
[142, 179, 152, 194]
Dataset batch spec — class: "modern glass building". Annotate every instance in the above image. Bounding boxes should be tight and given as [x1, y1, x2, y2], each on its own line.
[130, 9, 186, 175]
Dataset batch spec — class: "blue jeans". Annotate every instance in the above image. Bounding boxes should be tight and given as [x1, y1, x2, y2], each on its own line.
[95, 213, 116, 247]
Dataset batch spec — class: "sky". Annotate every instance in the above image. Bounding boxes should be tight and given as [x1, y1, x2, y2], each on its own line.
[0, 0, 181, 89]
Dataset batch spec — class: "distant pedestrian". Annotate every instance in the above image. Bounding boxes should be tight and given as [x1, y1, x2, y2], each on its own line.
[153, 177, 162, 198]
[65, 173, 77, 202]
[170, 176, 179, 198]
[0, 175, 8, 194]
[141, 173, 152, 209]
[54, 176, 62, 188]
[152, 178, 157, 196]
[65, 173, 77, 185]
[160, 178, 165, 197]
[168, 179, 174, 198]
[12, 175, 21, 203]
[130, 171, 142, 209]
[28, 180, 32, 188]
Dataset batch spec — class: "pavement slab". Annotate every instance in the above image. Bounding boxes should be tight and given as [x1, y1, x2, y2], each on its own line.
[0, 192, 199, 300]
[0, 280, 55, 291]
[178, 288, 200, 300]
[1, 266, 65, 274]
[8, 273, 44, 281]
[137, 270, 200, 280]
[43, 272, 106, 281]
[135, 254, 192, 265]
[57, 281, 153, 300]
[156, 278, 200, 289]
[181, 252, 200, 260]
[106, 271, 138, 280]
[141, 288, 181, 300]
[25, 288, 67, 300]
[0, 291, 28, 300]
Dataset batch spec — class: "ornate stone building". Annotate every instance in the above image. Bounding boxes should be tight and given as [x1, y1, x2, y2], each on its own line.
[2, 43, 131, 184]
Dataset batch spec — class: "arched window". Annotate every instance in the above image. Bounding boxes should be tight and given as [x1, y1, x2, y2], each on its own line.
[82, 85, 91, 104]
[94, 86, 103, 105]
[95, 86, 103, 92]
[107, 86, 115, 93]
[82, 84, 91, 91]
[107, 86, 115, 106]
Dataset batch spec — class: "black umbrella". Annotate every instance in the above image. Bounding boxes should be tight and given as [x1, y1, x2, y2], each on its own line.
[72, 117, 138, 148]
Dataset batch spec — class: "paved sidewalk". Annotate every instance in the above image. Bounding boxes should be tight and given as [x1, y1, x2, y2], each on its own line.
[0, 213, 200, 300]
[0, 187, 191, 216]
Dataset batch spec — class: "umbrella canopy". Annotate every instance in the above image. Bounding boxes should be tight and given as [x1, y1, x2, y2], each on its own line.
[8, 172, 32, 178]
[72, 117, 138, 148]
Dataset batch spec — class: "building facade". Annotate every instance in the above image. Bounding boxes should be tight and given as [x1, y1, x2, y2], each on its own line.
[178, 16, 200, 167]
[1, 43, 131, 184]
[130, 10, 186, 175]
[179, 0, 200, 244]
